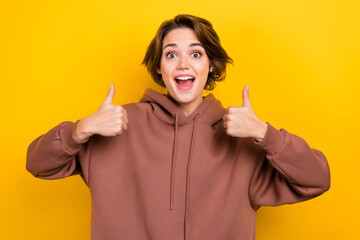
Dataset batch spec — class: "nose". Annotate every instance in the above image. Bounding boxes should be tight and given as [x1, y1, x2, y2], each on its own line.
[176, 55, 190, 70]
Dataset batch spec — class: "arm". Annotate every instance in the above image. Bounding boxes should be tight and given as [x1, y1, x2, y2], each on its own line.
[249, 123, 331, 209]
[26, 83, 128, 180]
[26, 120, 88, 179]
[223, 85, 330, 209]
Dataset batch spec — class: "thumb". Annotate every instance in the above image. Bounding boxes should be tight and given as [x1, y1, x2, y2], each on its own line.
[103, 83, 115, 105]
[242, 85, 251, 107]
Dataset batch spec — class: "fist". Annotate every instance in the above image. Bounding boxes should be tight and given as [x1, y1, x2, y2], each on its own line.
[74, 83, 129, 141]
[223, 85, 267, 142]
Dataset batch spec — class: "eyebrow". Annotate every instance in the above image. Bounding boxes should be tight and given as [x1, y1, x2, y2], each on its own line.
[163, 43, 204, 50]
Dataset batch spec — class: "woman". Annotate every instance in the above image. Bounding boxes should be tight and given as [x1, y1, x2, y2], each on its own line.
[26, 14, 330, 240]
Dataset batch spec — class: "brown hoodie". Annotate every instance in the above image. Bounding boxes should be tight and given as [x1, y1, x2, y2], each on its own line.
[26, 88, 330, 240]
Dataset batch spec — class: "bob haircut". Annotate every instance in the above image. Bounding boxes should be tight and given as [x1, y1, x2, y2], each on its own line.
[142, 14, 233, 91]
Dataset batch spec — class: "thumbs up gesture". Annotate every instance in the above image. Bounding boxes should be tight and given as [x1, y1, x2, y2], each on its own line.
[73, 83, 129, 142]
[223, 85, 267, 142]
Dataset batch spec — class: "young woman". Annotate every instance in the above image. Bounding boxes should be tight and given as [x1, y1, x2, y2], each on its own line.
[26, 14, 330, 240]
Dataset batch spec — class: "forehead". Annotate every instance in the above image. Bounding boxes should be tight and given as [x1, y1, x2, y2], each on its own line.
[163, 27, 200, 46]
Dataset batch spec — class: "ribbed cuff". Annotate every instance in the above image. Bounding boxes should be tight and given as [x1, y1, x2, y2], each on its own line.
[254, 122, 286, 157]
[59, 120, 89, 153]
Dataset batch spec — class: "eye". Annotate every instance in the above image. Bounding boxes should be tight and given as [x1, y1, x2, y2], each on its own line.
[166, 52, 177, 58]
[191, 51, 201, 58]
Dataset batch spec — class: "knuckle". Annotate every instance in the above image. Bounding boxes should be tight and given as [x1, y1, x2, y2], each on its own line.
[225, 128, 232, 136]
[101, 105, 110, 111]
[114, 106, 122, 113]
[114, 125, 122, 132]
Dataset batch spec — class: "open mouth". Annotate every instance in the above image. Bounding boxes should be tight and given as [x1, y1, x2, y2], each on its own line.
[174, 75, 195, 90]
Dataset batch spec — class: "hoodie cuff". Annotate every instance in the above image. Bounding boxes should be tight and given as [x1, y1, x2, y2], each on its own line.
[254, 122, 286, 157]
[59, 120, 89, 153]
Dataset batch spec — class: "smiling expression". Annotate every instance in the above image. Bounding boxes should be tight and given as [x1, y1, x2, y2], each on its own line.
[157, 27, 213, 115]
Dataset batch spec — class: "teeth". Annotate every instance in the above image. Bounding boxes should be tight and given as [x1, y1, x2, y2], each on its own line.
[175, 76, 194, 80]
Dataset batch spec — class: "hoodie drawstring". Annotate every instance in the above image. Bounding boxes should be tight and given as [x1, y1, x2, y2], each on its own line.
[169, 112, 200, 240]
[170, 111, 179, 211]
[184, 113, 200, 240]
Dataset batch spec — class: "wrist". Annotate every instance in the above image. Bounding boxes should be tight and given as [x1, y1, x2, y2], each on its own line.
[73, 118, 92, 142]
[254, 121, 267, 142]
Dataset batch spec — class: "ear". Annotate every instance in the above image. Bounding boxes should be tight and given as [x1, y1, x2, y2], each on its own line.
[210, 66, 214, 73]
[157, 67, 161, 74]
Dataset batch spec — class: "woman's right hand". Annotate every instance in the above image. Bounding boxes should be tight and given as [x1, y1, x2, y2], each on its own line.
[72, 83, 129, 142]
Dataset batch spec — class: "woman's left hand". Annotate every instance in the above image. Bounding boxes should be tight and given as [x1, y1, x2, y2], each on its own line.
[223, 85, 268, 142]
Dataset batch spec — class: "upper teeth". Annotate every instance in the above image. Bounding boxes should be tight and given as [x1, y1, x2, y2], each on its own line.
[176, 76, 194, 80]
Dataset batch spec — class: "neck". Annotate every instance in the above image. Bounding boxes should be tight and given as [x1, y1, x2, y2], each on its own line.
[167, 94, 204, 117]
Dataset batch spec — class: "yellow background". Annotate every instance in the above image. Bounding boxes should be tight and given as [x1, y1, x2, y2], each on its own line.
[1, 0, 359, 239]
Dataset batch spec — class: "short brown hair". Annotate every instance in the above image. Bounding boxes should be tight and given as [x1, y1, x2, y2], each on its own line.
[142, 14, 233, 90]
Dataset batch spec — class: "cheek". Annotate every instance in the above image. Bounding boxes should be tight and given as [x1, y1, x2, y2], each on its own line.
[160, 59, 175, 75]
[194, 59, 210, 71]
[159, 63, 173, 85]
[195, 63, 210, 81]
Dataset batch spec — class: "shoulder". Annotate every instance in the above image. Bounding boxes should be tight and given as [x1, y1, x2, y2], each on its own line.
[89, 102, 152, 145]
[122, 102, 151, 114]
[213, 120, 264, 154]
[121, 102, 153, 123]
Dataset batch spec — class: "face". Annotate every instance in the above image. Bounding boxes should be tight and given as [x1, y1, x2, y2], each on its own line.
[157, 27, 213, 110]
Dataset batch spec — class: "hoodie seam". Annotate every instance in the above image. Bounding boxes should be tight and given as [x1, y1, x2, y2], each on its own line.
[267, 130, 311, 196]
[269, 158, 310, 197]
[248, 150, 266, 210]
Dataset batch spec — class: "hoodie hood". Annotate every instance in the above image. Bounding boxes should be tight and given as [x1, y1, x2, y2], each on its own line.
[140, 88, 226, 127]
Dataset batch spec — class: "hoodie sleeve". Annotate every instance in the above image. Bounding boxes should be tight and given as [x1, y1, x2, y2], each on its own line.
[26, 120, 89, 181]
[249, 122, 330, 209]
